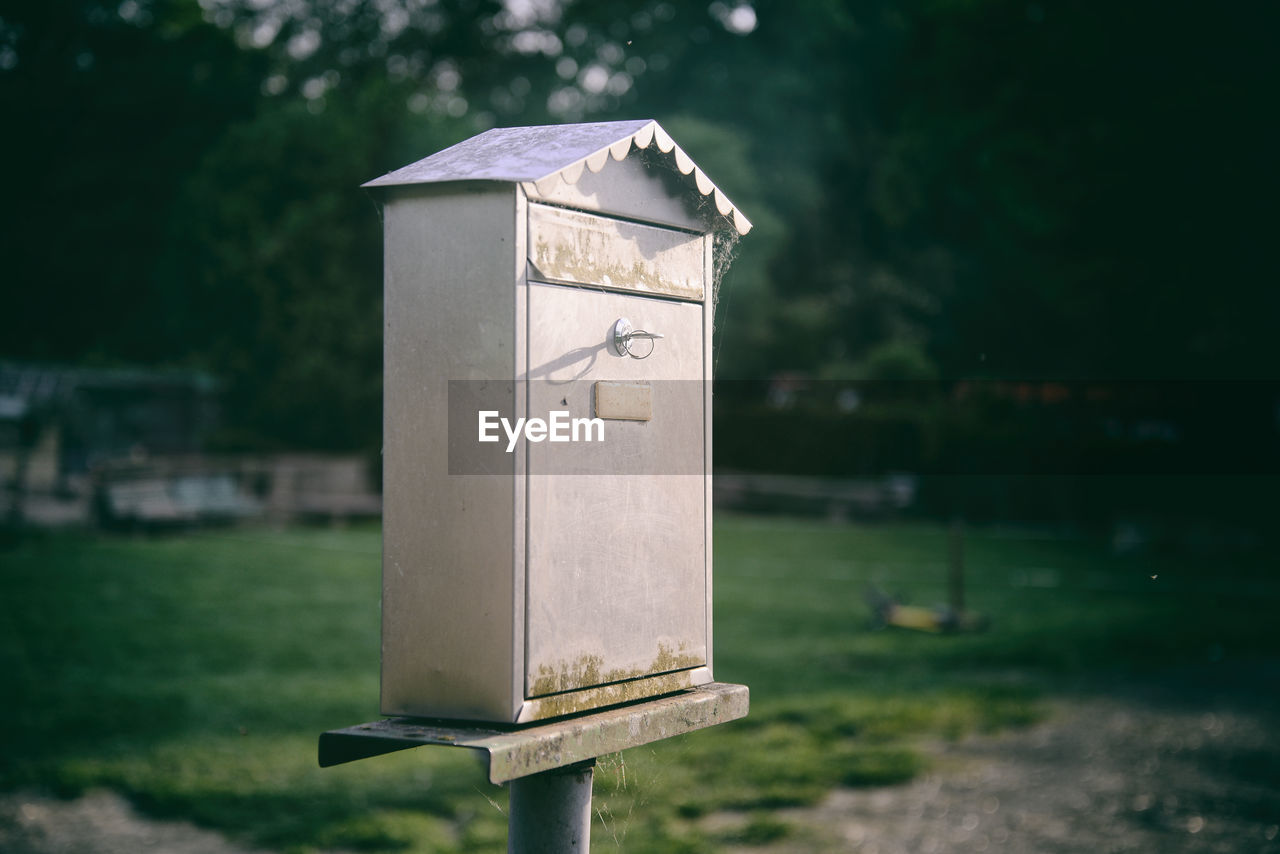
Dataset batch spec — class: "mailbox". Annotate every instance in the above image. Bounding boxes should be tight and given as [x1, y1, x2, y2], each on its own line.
[365, 120, 750, 723]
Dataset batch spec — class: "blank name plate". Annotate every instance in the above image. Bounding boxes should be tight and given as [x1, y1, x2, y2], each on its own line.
[594, 381, 652, 421]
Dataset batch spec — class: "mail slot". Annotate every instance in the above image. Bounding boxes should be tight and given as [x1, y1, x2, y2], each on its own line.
[365, 120, 751, 723]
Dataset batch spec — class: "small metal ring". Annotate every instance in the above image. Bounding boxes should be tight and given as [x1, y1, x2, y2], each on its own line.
[626, 332, 657, 360]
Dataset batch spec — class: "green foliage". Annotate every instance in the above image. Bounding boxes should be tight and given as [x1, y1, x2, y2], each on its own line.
[0, 0, 266, 363]
[858, 339, 939, 382]
[161, 86, 470, 450]
[5, 0, 1273, 453]
[872, 0, 1279, 379]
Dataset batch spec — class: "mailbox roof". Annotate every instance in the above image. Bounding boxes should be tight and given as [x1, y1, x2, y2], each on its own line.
[363, 120, 751, 235]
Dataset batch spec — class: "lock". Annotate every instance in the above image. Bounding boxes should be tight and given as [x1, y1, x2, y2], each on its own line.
[610, 317, 664, 359]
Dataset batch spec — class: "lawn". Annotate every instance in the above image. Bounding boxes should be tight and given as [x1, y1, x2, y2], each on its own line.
[2, 516, 1277, 852]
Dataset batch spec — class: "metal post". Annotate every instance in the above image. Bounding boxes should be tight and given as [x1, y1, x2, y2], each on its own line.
[507, 760, 595, 853]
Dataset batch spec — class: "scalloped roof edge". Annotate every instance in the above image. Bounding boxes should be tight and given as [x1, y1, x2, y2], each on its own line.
[362, 119, 751, 236]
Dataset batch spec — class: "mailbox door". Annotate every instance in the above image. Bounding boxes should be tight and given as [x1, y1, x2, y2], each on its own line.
[524, 281, 707, 699]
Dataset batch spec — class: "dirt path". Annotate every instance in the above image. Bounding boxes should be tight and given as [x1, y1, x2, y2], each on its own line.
[0, 789, 272, 854]
[719, 675, 1280, 853]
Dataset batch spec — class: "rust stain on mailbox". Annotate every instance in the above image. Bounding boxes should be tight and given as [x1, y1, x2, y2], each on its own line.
[594, 381, 651, 421]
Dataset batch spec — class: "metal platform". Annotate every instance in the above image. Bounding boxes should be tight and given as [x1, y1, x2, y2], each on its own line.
[319, 682, 749, 784]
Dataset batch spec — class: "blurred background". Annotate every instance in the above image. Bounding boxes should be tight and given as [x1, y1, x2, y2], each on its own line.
[2, 1, 1278, 852]
[2, 0, 1278, 535]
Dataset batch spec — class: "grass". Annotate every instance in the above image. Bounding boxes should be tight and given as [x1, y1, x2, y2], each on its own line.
[2, 516, 1278, 852]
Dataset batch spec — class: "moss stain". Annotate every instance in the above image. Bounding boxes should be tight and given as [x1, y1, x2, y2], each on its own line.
[527, 669, 700, 719]
[530, 642, 704, 698]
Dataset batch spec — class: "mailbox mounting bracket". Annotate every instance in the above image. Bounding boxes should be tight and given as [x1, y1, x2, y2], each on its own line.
[318, 682, 748, 784]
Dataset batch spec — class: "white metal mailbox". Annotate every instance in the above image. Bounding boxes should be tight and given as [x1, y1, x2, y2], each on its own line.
[365, 120, 751, 723]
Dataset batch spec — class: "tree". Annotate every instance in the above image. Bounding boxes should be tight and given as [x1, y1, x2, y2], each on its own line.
[0, 0, 266, 362]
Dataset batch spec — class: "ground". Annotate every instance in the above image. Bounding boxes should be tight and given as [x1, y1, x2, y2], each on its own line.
[0, 789, 268, 854]
[4, 667, 1277, 853]
[717, 667, 1280, 853]
[4, 519, 1277, 852]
